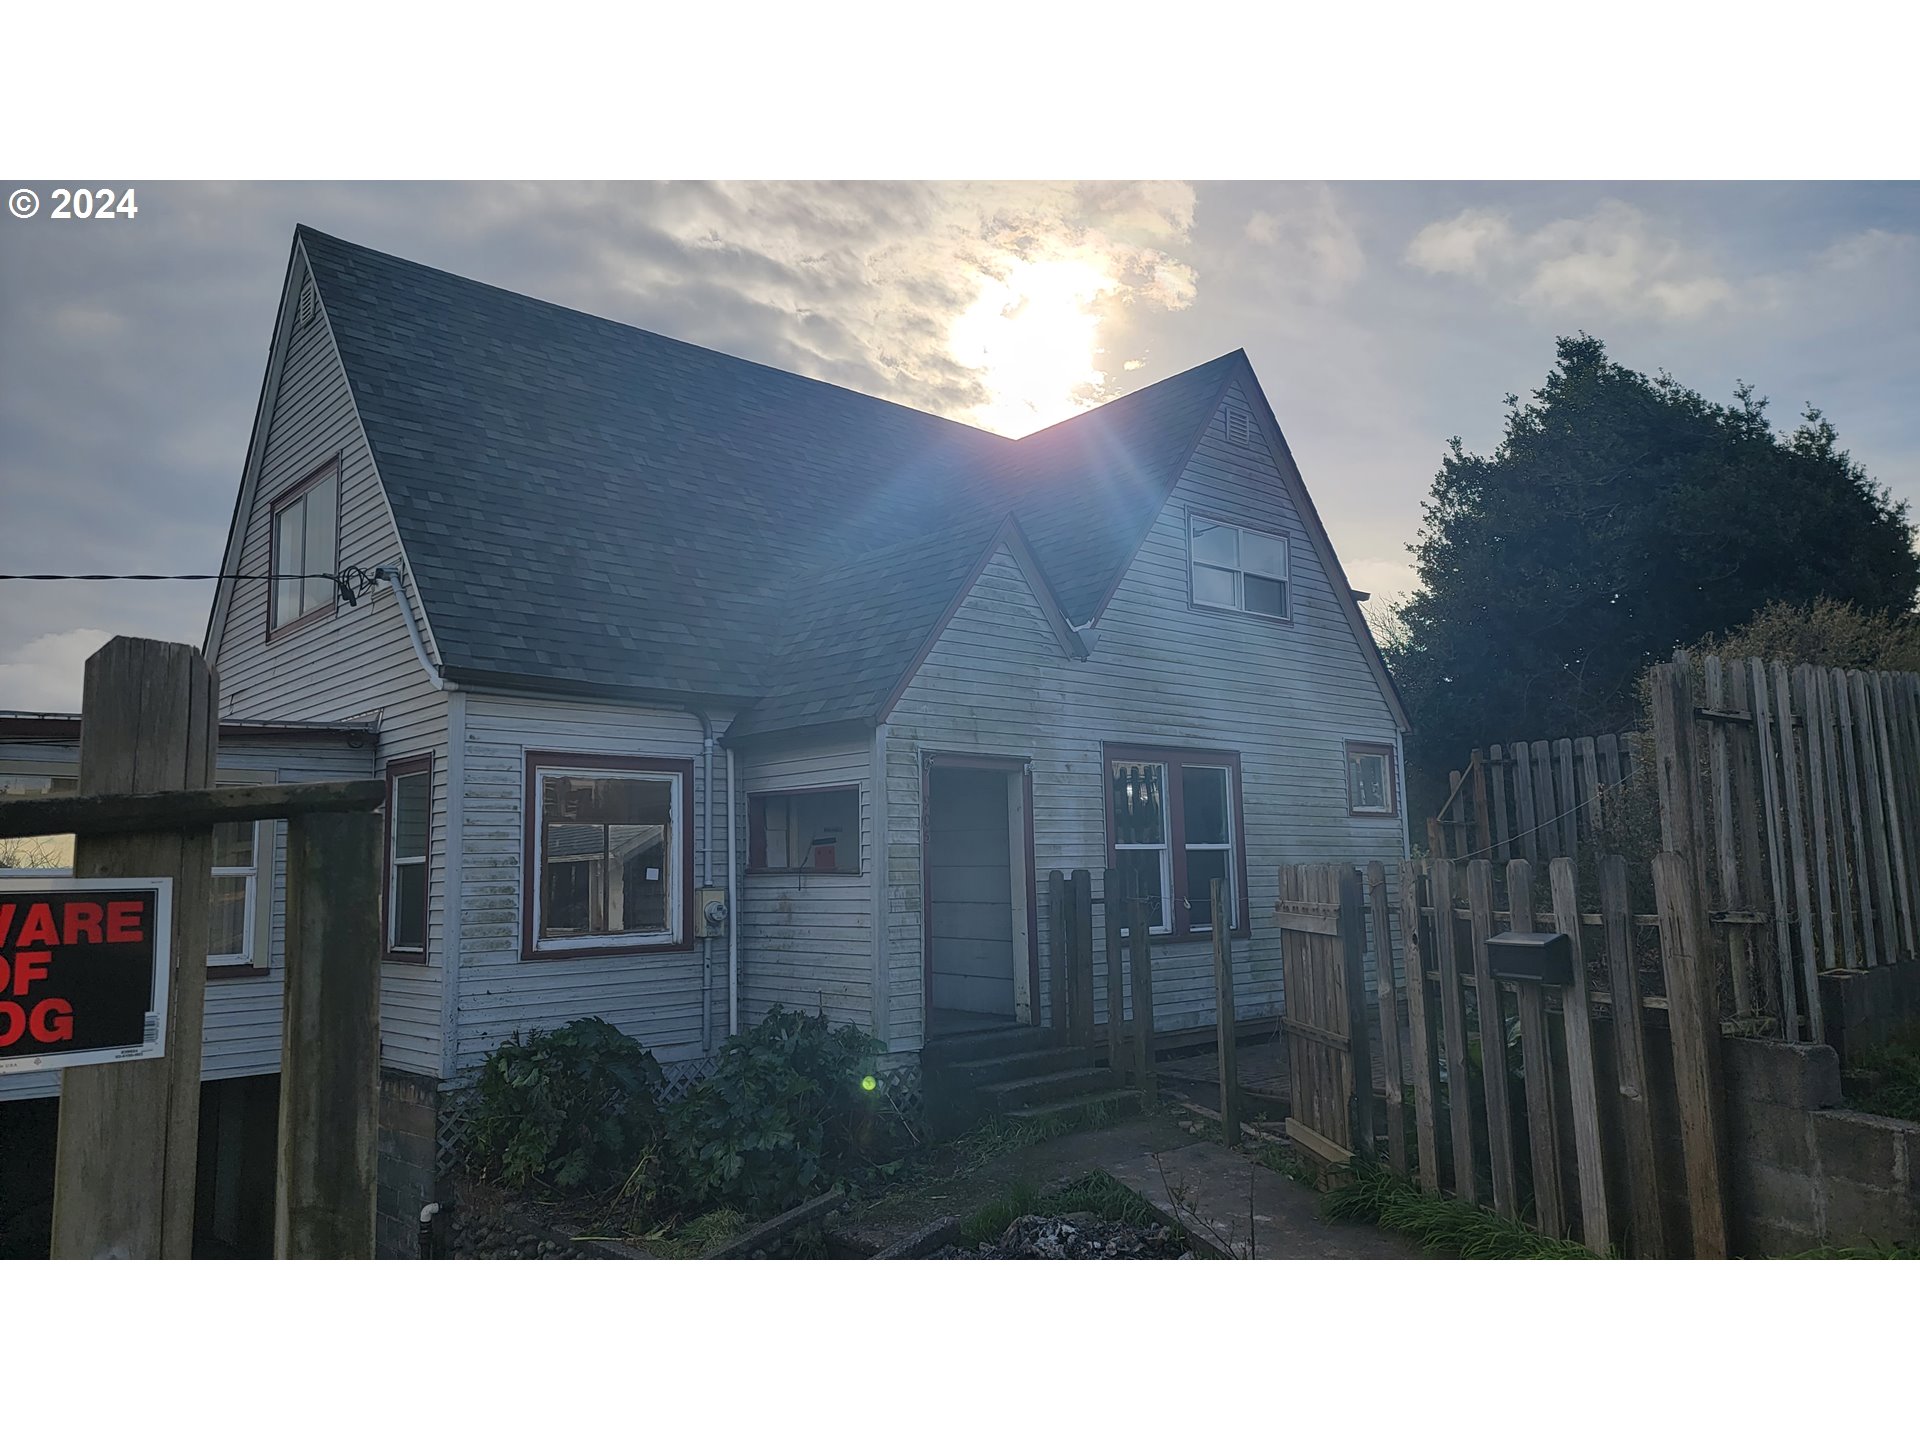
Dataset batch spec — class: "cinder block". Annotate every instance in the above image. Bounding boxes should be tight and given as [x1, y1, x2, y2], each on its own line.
[1723, 1038, 1843, 1110]
[1731, 1214, 1820, 1259]
[1822, 1176, 1920, 1249]
[1726, 1099, 1814, 1174]
[1729, 1160, 1818, 1227]
[1811, 1109, 1909, 1183]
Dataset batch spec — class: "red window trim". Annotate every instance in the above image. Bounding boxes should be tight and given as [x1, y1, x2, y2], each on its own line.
[1102, 743, 1250, 941]
[383, 752, 433, 964]
[265, 456, 342, 642]
[520, 750, 696, 961]
[1345, 741, 1400, 818]
[746, 784, 862, 875]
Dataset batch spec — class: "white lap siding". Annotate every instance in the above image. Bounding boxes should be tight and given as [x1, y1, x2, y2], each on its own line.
[208, 251, 450, 1078]
[883, 381, 1404, 1053]
[452, 693, 730, 1072]
[735, 737, 873, 1031]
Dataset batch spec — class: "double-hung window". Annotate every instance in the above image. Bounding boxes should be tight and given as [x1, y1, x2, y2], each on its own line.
[1190, 513, 1289, 620]
[1105, 745, 1247, 939]
[269, 460, 339, 635]
[208, 819, 262, 968]
[524, 753, 692, 957]
[385, 755, 431, 959]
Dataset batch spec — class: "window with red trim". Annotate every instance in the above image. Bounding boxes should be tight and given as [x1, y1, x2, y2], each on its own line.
[1104, 744, 1247, 938]
[748, 787, 860, 874]
[268, 460, 340, 635]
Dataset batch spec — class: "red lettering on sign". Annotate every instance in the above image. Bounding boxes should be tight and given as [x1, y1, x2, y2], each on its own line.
[15, 904, 59, 948]
[0, 1001, 22, 1047]
[0, 904, 13, 947]
[28, 997, 74, 1044]
[63, 902, 104, 946]
[106, 900, 144, 944]
[8, 951, 50, 998]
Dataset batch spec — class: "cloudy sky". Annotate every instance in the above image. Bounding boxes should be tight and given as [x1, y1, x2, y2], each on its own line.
[2, 180, 1916, 712]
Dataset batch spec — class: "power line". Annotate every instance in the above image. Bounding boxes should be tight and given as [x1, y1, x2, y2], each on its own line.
[0, 572, 339, 581]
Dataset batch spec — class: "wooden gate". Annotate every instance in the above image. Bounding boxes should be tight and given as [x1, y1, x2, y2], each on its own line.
[1275, 864, 1373, 1168]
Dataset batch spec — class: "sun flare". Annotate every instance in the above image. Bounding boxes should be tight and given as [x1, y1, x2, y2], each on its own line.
[948, 256, 1122, 436]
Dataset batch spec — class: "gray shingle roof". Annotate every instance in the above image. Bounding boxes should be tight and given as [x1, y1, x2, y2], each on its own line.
[296, 227, 1240, 737]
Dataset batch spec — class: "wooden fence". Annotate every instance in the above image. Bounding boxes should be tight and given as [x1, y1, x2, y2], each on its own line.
[1650, 653, 1920, 1043]
[1047, 866, 1157, 1102]
[1280, 851, 1726, 1257]
[1429, 732, 1637, 868]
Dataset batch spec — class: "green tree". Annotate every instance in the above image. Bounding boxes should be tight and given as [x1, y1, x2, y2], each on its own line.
[1388, 336, 1918, 799]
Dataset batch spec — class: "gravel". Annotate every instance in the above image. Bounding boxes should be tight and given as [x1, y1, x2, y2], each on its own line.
[442, 1213, 592, 1260]
[927, 1212, 1193, 1260]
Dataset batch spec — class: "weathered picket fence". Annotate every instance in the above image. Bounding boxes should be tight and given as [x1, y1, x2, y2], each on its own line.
[1428, 732, 1638, 867]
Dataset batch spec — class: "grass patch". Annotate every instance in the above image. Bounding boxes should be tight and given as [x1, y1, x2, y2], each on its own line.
[950, 1099, 1122, 1168]
[637, 1207, 746, 1258]
[1844, 1021, 1920, 1123]
[1253, 1143, 1319, 1188]
[1320, 1164, 1600, 1259]
[957, 1171, 1171, 1248]
[1785, 1240, 1920, 1259]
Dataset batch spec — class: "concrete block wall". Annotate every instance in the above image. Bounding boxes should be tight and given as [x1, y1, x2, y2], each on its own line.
[1722, 1037, 1920, 1255]
[376, 1068, 440, 1259]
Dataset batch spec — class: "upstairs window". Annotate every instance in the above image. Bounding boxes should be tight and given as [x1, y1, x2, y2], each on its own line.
[749, 787, 860, 874]
[385, 755, 432, 959]
[269, 460, 339, 635]
[1190, 514, 1289, 620]
[1346, 742, 1398, 817]
[1106, 745, 1247, 939]
[524, 753, 691, 957]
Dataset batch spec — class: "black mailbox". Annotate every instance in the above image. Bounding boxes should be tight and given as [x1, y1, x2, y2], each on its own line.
[1485, 930, 1573, 985]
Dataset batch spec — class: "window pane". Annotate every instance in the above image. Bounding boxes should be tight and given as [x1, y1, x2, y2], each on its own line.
[393, 864, 428, 949]
[212, 819, 254, 869]
[1243, 574, 1287, 617]
[0, 774, 77, 872]
[791, 789, 857, 872]
[1110, 762, 1166, 845]
[1351, 752, 1388, 810]
[394, 770, 429, 860]
[1241, 529, 1288, 579]
[762, 795, 790, 869]
[1191, 517, 1238, 568]
[274, 501, 305, 624]
[607, 824, 667, 932]
[1187, 848, 1230, 929]
[1115, 849, 1165, 931]
[543, 858, 594, 935]
[302, 474, 337, 615]
[1182, 766, 1230, 846]
[1192, 563, 1238, 608]
[209, 874, 249, 958]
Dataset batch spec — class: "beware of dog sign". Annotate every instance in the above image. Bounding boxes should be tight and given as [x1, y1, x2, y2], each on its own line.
[0, 877, 172, 1076]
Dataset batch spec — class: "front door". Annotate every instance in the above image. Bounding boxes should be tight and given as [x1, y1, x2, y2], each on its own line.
[924, 759, 1033, 1032]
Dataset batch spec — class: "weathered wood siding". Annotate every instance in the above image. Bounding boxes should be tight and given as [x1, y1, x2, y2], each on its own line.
[0, 736, 375, 1103]
[207, 252, 450, 1077]
[451, 693, 732, 1071]
[736, 738, 873, 1031]
[884, 381, 1404, 1051]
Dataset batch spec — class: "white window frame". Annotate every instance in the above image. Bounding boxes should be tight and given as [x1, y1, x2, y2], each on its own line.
[1189, 512, 1291, 621]
[1111, 759, 1174, 937]
[208, 819, 263, 968]
[269, 460, 339, 633]
[386, 759, 431, 957]
[528, 759, 685, 955]
[1347, 742, 1398, 817]
[1182, 763, 1236, 934]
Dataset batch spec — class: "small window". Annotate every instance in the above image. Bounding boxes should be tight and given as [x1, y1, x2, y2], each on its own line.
[1347, 743, 1397, 817]
[269, 460, 339, 634]
[749, 788, 860, 874]
[1190, 514, 1289, 620]
[524, 754, 690, 956]
[386, 756, 431, 959]
[208, 819, 262, 967]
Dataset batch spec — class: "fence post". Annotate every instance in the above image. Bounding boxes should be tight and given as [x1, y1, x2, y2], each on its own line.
[1370, 861, 1407, 1176]
[1211, 877, 1240, 1147]
[277, 810, 383, 1259]
[1549, 857, 1610, 1255]
[1654, 851, 1730, 1259]
[1601, 854, 1665, 1257]
[1340, 866, 1376, 1164]
[50, 637, 217, 1259]
[1398, 859, 1441, 1191]
[1070, 868, 1095, 1047]
[1507, 858, 1565, 1239]
[1129, 892, 1156, 1105]
[1103, 867, 1125, 1079]
[1047, 870, 1068, 1036]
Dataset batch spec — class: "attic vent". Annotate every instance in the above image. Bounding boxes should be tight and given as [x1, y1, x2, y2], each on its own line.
[1223, 406, 1253, 447]
[297, 280, 317, 329]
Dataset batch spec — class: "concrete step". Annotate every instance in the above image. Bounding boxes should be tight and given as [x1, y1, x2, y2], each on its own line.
[943, 1045, 1100, 1088]
[923, 1024, 1060, 1066]
[981, 1065, 1119, 1110]
[1003, 1089, 1144, 1128]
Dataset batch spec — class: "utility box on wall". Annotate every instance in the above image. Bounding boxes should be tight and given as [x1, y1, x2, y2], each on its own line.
[695, 886, 728, 938]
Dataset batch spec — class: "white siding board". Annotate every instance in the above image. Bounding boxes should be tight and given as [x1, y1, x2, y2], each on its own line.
[883, 382, 1403, 1050]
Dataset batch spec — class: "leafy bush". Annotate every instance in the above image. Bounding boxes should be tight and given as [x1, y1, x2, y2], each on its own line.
[467, 1018, 666, 1192]
[1845, 1020, 1920, 1124]
[668, 1007, 907, 1218]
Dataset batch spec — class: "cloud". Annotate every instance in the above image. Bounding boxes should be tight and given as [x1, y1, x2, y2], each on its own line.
[1243, 184, 1366, 297]
[0, 629, 114, 712]
[1816, 227, 1918, 273]
[1404, 199, 1733, 320]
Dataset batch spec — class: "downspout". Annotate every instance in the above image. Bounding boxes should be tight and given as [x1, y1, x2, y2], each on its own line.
[727, 743, 739, 1037]
[375, 565, 447, 692]
[693, 709, 715, 1054]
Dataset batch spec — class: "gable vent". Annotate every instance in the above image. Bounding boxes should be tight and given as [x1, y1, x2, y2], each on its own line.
[297, 279, 317, 329]
[1223, 406, 1253, 447]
